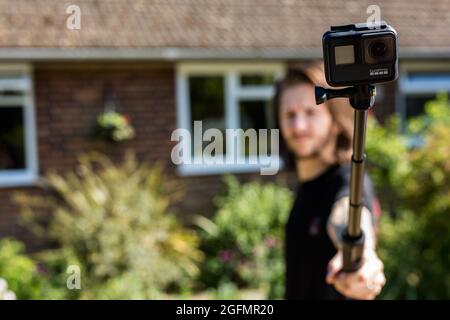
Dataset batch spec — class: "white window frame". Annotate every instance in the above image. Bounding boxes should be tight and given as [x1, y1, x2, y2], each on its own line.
[176, 62, 285, 176]
[0, 63, 38, 187]
[398, 62, 450, 125]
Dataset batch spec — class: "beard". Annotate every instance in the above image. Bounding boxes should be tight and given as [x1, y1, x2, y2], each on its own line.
[292, 127, 336, 161]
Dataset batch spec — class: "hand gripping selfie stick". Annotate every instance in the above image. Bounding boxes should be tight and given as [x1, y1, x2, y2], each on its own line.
[315, 84, 376, 272]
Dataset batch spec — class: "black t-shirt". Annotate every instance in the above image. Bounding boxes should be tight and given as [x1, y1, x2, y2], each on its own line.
[284, 163, 375, 300]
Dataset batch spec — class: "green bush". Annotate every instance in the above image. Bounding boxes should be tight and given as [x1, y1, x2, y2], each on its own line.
[368, 93, 450, 299]
[0, 238, 38, 299]
[197, 175, 293, 299]
[366, 115, 410, 216]
[380, 125, 450, 298]
[0, 238, 66, 299]
[15, 151, 203, 299]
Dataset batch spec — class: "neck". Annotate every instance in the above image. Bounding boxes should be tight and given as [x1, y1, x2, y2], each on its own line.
[296, 157, 333, 183]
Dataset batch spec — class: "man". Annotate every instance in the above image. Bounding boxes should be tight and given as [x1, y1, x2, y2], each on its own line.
[274, 61, 385, 300]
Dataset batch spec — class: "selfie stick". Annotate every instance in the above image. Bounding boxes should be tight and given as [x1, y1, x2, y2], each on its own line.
[315, 84, 376, 272]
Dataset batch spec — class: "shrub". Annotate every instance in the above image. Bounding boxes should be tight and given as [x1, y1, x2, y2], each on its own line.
[197, 175, 293, 299]
[0, 238, 65, 299]
[366, 115, 410, 216]
[369, 93, 450, 299]
[14, 151, 203, 299]
[379, 123, 450, 299]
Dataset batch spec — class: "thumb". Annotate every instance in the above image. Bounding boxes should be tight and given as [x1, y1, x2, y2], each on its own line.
[326, 251, 343, 284]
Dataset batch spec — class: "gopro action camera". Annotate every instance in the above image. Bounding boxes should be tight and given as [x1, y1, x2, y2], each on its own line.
[322, 21, 398, 87]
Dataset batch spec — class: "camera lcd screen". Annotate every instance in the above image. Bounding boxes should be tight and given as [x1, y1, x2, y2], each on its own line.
[334, 45, 355, 65]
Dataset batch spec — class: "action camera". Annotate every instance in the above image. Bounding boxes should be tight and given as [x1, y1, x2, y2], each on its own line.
[322, 21, 398, 87]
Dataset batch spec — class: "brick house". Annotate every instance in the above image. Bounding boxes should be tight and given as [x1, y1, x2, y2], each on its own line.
[0, 0, 449, 247]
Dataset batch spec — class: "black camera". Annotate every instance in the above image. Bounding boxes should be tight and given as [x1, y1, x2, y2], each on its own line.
[322, 21, 398, 87]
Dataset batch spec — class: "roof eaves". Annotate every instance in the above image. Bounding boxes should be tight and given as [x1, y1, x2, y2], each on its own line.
[0, 47, 448, 61]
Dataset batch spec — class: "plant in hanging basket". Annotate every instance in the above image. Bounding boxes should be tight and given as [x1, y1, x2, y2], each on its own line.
[94, 111, 135, 142]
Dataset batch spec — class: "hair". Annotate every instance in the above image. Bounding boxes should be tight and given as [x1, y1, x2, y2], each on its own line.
[273, 60, 354, 169]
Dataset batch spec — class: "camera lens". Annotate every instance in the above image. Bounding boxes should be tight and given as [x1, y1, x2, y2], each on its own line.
[369, 41, 388, 59]
[364, 36, 394, 64]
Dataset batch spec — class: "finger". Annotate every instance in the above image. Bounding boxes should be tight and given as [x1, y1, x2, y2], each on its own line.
[376, 271, 386, 287]
[352, 255, 384, 284]
[333, 272, 361, 298]
[372, 272, 386, 295]
[335, 267, 379, 298]
[339, 273, 382, 300]
[337, 271, 362, 288]
[363, 263, 385, 294]
[334, 278, 351, 297]
[327, 252, 342, 273]
[345, 282, 375, 300]
[326, 253, 343, 284]
[338, 283, 370, 300]
[326, 269, 341, 284]
[361, 293, 377, 300]
[334, 272, 354, 288]
[364, 255, 384, 275]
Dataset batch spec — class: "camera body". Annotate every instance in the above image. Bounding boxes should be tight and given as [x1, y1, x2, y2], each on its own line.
[322, 21, 398, 87]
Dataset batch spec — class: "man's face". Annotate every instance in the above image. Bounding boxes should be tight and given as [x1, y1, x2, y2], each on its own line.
[279, 83, 336, 160]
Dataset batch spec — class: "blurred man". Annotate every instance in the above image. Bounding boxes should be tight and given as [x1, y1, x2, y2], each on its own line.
[274, 61, 385, 300]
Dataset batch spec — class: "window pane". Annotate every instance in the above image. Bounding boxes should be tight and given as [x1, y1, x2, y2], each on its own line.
[407, 73, 450, 87]
[240, 74, 275, 86]
[0, 90, 25, 97]
[189, 76, 225, 156]
[0, 107, 25, 170]
[239, 100, 274, 156]
[405, 94, 436, 119]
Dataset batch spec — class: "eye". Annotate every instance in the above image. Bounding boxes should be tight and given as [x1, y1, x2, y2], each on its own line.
[306, 108, 317, 117]
[284, 111, 296, 120]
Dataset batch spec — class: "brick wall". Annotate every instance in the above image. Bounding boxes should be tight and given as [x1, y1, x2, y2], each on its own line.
[34, 62, 177, 169]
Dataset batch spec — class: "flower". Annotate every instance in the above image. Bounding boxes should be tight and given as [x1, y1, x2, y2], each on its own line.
[218, 249, 233, 263]
[0, 278, 16, 300]
[264, 235, 278, 248]
[0, 278, 6, 292]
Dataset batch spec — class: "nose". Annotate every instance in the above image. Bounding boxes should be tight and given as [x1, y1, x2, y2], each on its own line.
[292, 115, 308, 133]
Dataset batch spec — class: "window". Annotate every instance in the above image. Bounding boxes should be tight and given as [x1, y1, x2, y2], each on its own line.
[189, 76, 225, 158]
[176, 63, 284, 175]
[240, 73, 275, 86]
[239, 100, 274, 156]
[0, 64, 38, 187]
[400, 70, 450, 121]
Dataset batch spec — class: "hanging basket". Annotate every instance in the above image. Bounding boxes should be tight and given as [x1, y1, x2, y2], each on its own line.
[94, 111, 135, 143]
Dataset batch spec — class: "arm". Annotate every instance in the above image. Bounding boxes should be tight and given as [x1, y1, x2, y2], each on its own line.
[325, 196, 385, 300]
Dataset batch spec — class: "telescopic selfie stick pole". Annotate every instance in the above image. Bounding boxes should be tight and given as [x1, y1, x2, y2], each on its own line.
[315, 84, 376, 272]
